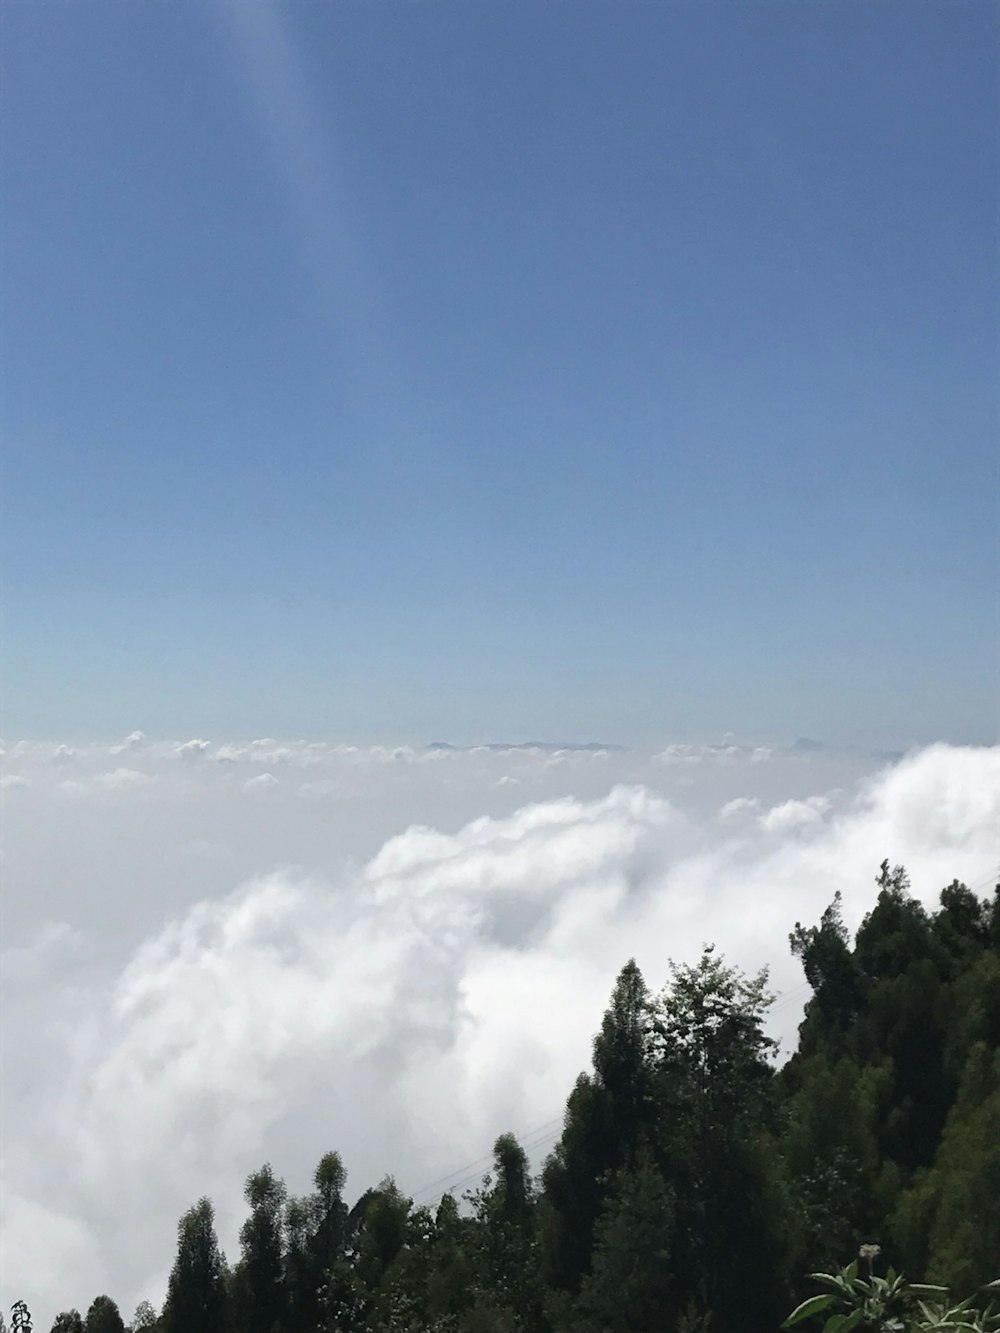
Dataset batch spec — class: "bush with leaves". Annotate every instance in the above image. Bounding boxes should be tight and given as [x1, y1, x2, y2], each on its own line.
[784, 1248, 1000, 1333]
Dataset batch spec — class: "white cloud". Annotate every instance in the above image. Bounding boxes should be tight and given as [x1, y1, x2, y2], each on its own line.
[0, 774, 32, 790]
[718, 795, 760, 820]
[1, 741, 996, 1327]
[110, 730, 147, 755]
[59, 768, 153, 797]
[244, 772, 279, 791]
[176, 738, 211, 760]
[759, 793, 831, 833]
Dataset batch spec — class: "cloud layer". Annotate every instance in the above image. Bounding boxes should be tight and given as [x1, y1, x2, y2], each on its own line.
[1, 740, 996, 1324]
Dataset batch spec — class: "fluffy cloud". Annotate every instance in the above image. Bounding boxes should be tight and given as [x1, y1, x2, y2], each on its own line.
[717, 795, 760, 820]
[759, 793, 832, 833]
[59, 768, 153, 797]
[110, 730, 147, 755]
[175, 738, 211, 760]
[0, 741, 996, 1325]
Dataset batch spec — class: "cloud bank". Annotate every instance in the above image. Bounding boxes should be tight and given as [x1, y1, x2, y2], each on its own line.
[0, 740, 996, 1324]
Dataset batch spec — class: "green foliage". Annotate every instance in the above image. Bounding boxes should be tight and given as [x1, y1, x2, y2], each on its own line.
[49, 1316, 84, 1333]
[783, 1251, 1000, 1333]
[126, 1303, 157, 1333]
[82, 1299, 124, 1333]
[575, 1154, 675, 1333]
[791, 892, 865, 1044]
[235, 1164, 288, 1333]
[541, 959, 654, 1295]
[647, 947, 786, 1332]
[162, 1197, 228, 1333]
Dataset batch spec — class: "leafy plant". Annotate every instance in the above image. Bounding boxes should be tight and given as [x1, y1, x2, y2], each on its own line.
[784, 1249, 1000, 1333]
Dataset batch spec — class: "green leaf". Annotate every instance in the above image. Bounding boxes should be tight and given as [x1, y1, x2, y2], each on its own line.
[824, 1309, 863, 1333]
[784, 1295, 837, 1327]
[812, 1273, 851, 1295]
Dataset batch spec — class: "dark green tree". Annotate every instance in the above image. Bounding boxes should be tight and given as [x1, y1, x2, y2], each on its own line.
[472, 1133, 542, 1329]
[355, 1175, 411, 1290]
[790, 891, 865, 1049]
[541, 960, 653, 1295]
[162, 1198, 228, 1333]
[649, 947, 786, 1333]
[235, 1164, 287, 1333]
[49, 1316, 84, 1333]
[290, 1148, 349, 1331]
[424, 1193, 476, 1326]
[892, 1041, 1000, 1292]
[575, 1154, 675, 1333]
[82, 1299, 124, 1333]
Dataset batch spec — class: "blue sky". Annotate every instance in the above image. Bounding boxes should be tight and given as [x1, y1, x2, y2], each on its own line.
[3, 0, 996, 746]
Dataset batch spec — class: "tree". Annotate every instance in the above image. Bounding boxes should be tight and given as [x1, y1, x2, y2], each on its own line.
[790, 892, 865, 1047]
[127, 1304, 157, 1332]
[355, 1175, 411, 1286]
[83, 1300, 124, 1333]
[541, 960, 653, 1295]
[424, 1193, 476, 1326]
[592, 958, 654, 1153]
[893, 1042, 1000, 1292]
[649, 947, 786, 1333]
[471, 1134, 542, 1329]
[782, 1053, 888, 1273]
[576, 1154, 675, 1333]
[49, 1317, 84, 1333]
[236, 1164, 287, 1333]
[292, 1149, 349, 1331]
[162, 1198, 228, 1333]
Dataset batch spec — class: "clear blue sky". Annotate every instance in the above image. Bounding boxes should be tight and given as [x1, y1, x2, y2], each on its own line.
[2, 0, 996, 747]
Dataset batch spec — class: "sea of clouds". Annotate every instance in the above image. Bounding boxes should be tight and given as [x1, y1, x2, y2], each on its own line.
[1, 736, 997, 1324]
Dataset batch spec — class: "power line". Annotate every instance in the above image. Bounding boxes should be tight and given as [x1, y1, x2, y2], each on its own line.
[410, 1114, 565, 1205]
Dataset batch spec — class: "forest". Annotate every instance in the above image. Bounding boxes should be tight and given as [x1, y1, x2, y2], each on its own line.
[20, 862, 1000, 1333]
